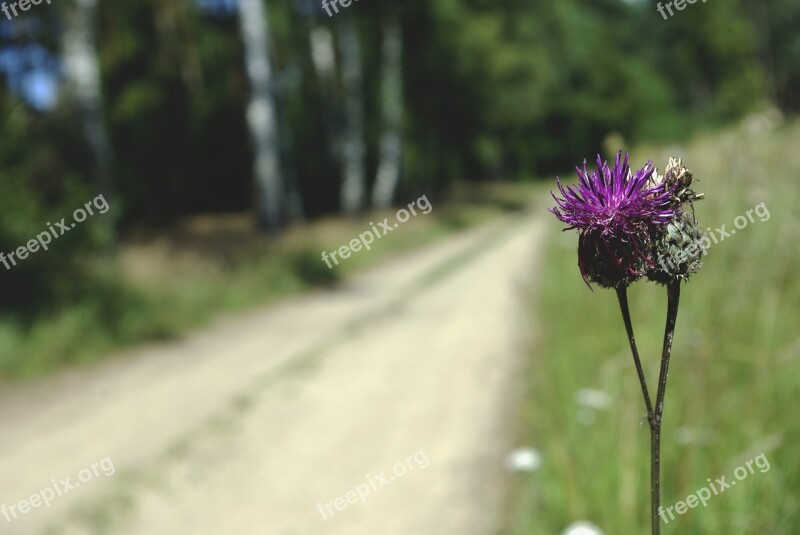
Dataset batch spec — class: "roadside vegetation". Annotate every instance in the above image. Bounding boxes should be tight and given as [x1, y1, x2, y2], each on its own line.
[508, 117, 800, 534]
[0, 183, 536, 379]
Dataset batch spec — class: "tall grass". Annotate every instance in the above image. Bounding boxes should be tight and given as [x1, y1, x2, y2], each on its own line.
[510, 119, 800, 534]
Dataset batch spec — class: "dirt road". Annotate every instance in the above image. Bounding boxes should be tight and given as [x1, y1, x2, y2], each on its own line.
[0, 210, 544, 535]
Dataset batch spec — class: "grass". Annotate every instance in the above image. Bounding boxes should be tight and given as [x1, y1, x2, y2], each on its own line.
[508, 118, 800, 534]
[0, 182, 537, 379]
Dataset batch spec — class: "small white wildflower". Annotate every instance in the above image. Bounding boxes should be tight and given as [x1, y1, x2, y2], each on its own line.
[504, 447, 542, 473]
[562, 520, 604, 535]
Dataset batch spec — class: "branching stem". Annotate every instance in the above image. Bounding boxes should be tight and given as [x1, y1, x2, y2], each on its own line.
[616, 281, 681, 535]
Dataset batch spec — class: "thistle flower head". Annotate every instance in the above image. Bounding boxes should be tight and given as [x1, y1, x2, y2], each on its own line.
[645, 157, 706, 284]
[551, 153, 679, 288]
[648, 157, 704, 207]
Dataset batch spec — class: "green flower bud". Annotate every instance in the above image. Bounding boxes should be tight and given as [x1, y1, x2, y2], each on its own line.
[647, 211, 705, 284]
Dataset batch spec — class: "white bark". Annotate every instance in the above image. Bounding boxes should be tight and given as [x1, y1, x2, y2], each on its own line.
[338, 16, 366, 216]
[309, 26, 336, 82]
[62, 0, 112, 199]
[238, 0, 283, 231]
[371, 16, 404, 209]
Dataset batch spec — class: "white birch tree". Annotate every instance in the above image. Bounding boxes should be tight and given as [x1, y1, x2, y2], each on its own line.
[62, 0, 112, 201]
[238, 0, 283, 231]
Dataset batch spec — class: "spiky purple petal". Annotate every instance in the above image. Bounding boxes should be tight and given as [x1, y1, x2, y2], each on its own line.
[550, 153, 679, 288]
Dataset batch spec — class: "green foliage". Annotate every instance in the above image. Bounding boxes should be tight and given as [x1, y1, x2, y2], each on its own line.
[762, 0, 800, 111]
[0, 98, 112, 313]
[287, 245, 341, 286]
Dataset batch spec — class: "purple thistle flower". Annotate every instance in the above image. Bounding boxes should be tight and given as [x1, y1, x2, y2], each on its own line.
[550, 153, 679, 288]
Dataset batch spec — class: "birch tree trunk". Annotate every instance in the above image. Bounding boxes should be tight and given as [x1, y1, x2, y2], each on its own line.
[371, 15, 404, 209]
[62, 0, 113, 202]
[238, 0, 283, 231]
[338, 16, 366, 216]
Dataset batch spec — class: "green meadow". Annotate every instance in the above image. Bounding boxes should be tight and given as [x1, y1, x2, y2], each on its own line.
[510, 119, 800, 534]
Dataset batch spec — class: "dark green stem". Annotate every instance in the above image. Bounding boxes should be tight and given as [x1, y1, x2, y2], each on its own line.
[650, 281, 681, 535]
[616, 286, 654, 420]
[617, 282, 681, 535]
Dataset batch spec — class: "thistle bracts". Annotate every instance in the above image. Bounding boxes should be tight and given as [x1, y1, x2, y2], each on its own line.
[647, 211, 705, 284]
[645, 157, 706, 284]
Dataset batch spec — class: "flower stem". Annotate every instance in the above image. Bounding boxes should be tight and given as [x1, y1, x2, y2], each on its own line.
[615, 286, 654, 419]
[616, 282, 681, 535]
[650, 281, 681, 535]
